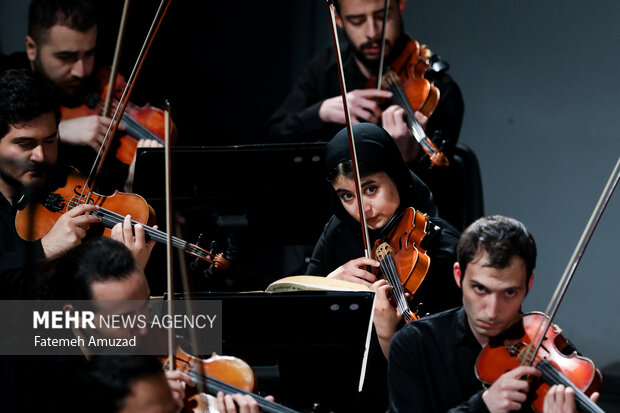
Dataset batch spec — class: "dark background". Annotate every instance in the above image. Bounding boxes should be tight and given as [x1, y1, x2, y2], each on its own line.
[1, 0, 618, 389]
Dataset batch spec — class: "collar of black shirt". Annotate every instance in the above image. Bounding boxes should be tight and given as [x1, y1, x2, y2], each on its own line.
[454, 307, 480, 347]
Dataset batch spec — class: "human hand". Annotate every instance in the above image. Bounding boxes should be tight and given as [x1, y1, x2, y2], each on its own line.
[413, 111, 429, 129]
[216, 392, 275, 413]
[110, 214, 156, 270]
[381, 104, 419, 162]
[165, 369, 195, 412]
[319, 89, 392, 124]
[327, 257, 379, 288]
[371, 279, 403, 358]
[58, 115, 125, 152]
[482, 366, 540, 413]
[41, 203, 101, 258]
[543, 384, 599, 413]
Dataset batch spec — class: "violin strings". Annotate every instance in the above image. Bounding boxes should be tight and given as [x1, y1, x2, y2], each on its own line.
[60, 192, 215, 263]
[95, 207, 215, 261]
[186, 369, 297, 413]
[120, 113, 164, 144]
[536, 360, 603, 413]
[384, 74, 434, 154]
[379, 255, 415, 323]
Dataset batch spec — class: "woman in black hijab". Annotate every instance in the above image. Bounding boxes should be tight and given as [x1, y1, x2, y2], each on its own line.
[307, 123, 460, 314]
[306, 123, 462, 412]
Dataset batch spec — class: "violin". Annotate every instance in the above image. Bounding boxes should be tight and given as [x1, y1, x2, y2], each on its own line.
[14, 169, 229, 270]
[368, 39, 449, 168]
[475, 157, 620, 413]
[476, 313, 603, 413]
[166, 347, 299, 413]
[61, 66, 177, 166]
[372, 207, 434, 323]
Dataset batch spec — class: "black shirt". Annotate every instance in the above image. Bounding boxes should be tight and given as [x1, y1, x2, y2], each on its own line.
[262, 35, 464, 159]
[0, 192, 45, 299]
[388, 307, 490, 413]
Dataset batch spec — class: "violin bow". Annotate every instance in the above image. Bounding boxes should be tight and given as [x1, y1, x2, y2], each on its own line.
[102, 0, 131, 117]
[80, 0, 171, 203]
[326, 0, 372, 258]
[526, 156, 620, 364]
[161, 102, 210, 405]
[375, 0, 390, 90]
[164, 100, 174, 369]
[326, 0, 376, 393]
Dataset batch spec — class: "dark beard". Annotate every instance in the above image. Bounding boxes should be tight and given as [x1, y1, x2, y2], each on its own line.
[0, 158, 57, 207]
[32, 57, 89, 106]
[352, 45, 382, 75]
[351, 27, 408, 77]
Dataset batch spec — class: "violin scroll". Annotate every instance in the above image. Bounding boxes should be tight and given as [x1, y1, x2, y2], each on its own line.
[374, 41, 450, 168]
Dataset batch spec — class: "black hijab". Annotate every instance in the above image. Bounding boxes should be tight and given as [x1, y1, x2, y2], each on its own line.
[325, 123, 437, 230]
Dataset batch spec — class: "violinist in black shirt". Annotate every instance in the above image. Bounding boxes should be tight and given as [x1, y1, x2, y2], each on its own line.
[264, 0, 463, 162]
[0, 69, 152, 299]
[387, 215, 601, 413]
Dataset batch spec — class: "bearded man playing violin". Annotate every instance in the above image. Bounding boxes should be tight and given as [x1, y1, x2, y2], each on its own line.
[265, 0, 464, 152]
[0, 0, 159, 192]
[387, 215, 601, 413]
[21, 0, 123, 156]
[0, 68, 153, 299]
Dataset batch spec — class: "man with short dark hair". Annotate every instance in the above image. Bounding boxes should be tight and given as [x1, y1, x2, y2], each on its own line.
[0, 68, 153, 299]
[1, 0, 136, 192]
[87, 355, 178, 413]
[265, 0, 463, 159]
[387, 215, 599, 412]
[0, 68, 101, 298]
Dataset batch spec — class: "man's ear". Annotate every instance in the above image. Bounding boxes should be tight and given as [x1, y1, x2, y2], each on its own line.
[527, 272, 535, 292]
[25, 36, 37, 63]
[453, 262, 462, 289]
[398, 0, 406, 14]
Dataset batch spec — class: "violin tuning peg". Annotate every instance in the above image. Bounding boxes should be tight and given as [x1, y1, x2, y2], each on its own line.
[208, 240, 219, 254]
[190, 233, 207, 272]
[414, 303, 424, 317]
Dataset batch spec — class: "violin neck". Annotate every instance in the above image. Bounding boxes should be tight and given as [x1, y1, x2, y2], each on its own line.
[387, 83, 437, 155]
[188, 370, 299, 413]
[94, 207, 213, 262]
[378, 254, 418, 323]
[120, 112, 164, 144]
[536, 360, 604, 413]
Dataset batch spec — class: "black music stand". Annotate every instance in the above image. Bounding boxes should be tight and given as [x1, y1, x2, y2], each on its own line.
[132, 144, 333, 292]
[132, 143, 330, 243]
[166, 290, 375, 412]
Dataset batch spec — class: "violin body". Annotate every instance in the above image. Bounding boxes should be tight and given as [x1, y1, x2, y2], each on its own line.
[371, 207, 433, 323]
[476, 312, 602, 413]
[168, 348, 298, 412]
[15, 169, 229, 269]
[60, 66, 177, 166]
[16, 169, 156, 241]
[373, 207, 430, 296]
[368, 40, 448, 167]
[172, 347, 256, 393]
